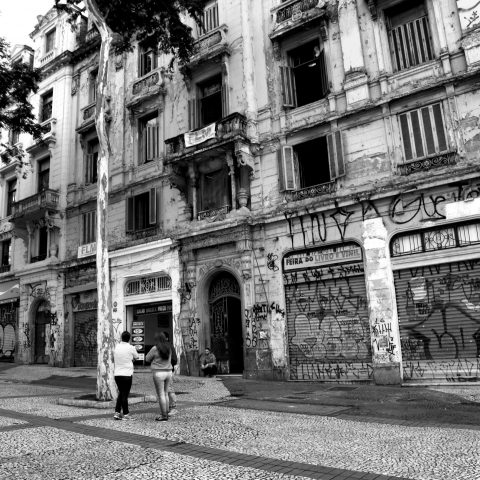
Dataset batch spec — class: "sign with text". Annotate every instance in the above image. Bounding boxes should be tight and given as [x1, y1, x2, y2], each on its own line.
[283, 243, 363, 272]
[77, 242, 96, 259]
[131, 320, 145, 354]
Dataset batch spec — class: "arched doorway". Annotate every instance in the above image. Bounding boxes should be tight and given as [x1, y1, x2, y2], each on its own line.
[209, 272, 243, 374]
[34, 301, 50, 364]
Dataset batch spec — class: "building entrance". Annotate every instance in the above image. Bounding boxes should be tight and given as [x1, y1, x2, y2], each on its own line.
[34, 301, 50, 364]
[209, 272, 243, 374]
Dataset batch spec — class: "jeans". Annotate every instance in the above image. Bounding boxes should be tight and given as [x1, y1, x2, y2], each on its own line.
[114, 375, 132, 415]
[202, 365, 218, 377]
[152, 371, 172, 417]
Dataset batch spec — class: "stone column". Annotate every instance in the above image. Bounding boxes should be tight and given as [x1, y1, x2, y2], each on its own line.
[338, 0, 370, 106]
[226, 151, 237, 210]
[362, 217, 402, 385]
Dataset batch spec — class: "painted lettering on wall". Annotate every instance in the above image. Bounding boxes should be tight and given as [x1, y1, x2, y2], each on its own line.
[371, 317, 397, 363]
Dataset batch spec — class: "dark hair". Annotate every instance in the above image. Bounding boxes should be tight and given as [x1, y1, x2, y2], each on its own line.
[154, 331, 171, 360]
[121, 331, 131, 342]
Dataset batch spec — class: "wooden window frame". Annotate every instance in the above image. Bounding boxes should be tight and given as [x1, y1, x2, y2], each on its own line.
[82, 211, 96, 245]
[138, 112, 160, 164]
[126, 188, 157, 233]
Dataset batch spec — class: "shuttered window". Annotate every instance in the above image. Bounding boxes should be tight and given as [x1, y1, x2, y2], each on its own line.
[86, 138, 99, 184]
[82, 211, 96, 245]
[126, 188, 157, 233]
[327, 130, 345, 179]
[387, 4, 434, 72]
[399, 103, 448, 162]
[281, 40, 329, 108]
[197, 1, 219, 36]
[278, 146, 296, 191]
[139, 113, 160, 164]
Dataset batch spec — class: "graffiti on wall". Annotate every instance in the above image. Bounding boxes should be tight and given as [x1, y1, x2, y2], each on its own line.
[244, 303, 285, 349]
[74, 315, 97, 367]
[266, 253, 279, 272]
[396, 260, 480, 381]
[371, 317, 397, 363]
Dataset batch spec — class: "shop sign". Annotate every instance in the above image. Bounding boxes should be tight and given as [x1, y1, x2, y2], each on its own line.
[134, 303, 172, 315]
[78, 242, 96, 259]
[131, 320, 145, 355]
[283, 243, 362, 272]
[72, 292, 98, 312]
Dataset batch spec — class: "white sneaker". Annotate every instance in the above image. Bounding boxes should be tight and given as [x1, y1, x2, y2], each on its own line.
[123, 414, 134, 420]
[113, 412, 122, 420]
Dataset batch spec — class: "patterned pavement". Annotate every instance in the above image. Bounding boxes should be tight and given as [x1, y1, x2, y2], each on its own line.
[0, 366, 478, 480]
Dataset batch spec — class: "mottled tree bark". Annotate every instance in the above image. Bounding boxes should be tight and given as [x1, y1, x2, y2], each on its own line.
[85, 0, 116, 401]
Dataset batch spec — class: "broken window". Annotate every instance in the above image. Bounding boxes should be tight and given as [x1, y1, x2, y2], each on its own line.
[138, 112, 160, 164]
[198, 167, 231, 213]
[399, 103, 448, 162]
[280, 39, 329, 109]
[278, 132, 345, 191]
[85, 138, 99, 184]
[188, 74, 228, 130]
[386, 2, 434, 72]
[126, 189, 157, 232]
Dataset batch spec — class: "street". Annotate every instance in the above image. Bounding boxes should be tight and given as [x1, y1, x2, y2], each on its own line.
[0, 365, 479, 479]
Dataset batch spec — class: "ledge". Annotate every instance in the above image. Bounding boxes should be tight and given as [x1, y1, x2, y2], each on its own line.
[58, 393, 156, 409]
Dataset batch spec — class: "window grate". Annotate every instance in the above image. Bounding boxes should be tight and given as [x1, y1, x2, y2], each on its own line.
[125, 275, 172, 296]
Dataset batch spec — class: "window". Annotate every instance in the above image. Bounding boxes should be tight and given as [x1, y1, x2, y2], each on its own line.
[280, 39, 329, 108]
[38, 158, 50, 192]
[139, 43, 157, 77]
[6, 179, 16, 217]
[387, 3, 434, 72]
[45, 29, 56, 53]
[82, 211, 96, 245]
[278, 131, 345, 191]
[0, 239, 11, 272]
[188, 74, 227, 130]
[399, 103, 448, 162]
[85, 138, 99, 184]
[139, 112, 160, 164]
[31, 226, 48, 263]
[88, 70, 97, 104]
[198, 167, 231, 213]
[126, 189, 157, 232]
[40, 91, 53, 123]
[197, 1, 219, 36]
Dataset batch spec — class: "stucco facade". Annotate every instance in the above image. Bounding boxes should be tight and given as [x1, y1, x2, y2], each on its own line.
[2, 0, 480, 384]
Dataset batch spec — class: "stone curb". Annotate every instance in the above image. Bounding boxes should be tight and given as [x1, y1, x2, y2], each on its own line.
[57, 394, 157, 409]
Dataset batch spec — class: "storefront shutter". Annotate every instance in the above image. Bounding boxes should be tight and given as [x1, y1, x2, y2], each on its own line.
[74, 311, 97, 367]
[394, 259, 480, 382]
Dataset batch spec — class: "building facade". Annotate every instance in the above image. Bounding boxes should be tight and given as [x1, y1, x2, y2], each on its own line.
[2, 0, 480, 384]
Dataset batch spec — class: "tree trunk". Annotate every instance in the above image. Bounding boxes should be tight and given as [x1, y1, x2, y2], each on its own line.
[85, 0, 116, 401]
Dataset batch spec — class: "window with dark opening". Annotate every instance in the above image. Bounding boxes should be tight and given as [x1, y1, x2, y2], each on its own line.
[45, 29, 56, 53]
[281, 39, 329, 108]
[139, 112, 160, 164]
[6, 179, 16, 216]
[139, 43, 157, 77]
[387, 2, 434, 72]
[296, 138, 330, 188]
[38, 158, 50, 192]
[126, 189, 157, 232]
[198, 167, 231, 213]
[88, 70, 97, 104]
[32, 226, 48, 263]
[0, 239, 11, 272]
[40, 91, 53, 123]
[82, 211, 96, 244]
[85, 138, 99, 184]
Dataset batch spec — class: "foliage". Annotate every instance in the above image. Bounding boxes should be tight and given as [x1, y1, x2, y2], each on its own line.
[0, 37, 45, 163]
[56, 0, 207, 69]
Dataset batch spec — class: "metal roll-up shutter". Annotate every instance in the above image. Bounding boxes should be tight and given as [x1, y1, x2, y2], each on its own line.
[74, 311, 97, 367]
[285, 269, 372, 382]
[394, 259, 480, 382]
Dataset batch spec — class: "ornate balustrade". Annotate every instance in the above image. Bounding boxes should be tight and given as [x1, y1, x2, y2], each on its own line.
[191, 26, 228, 64]
[128, 226, 159, 240]
[276, 0, 321, 23]
[82, 103, 96, 122]
[197, 205, 231, 221]
[290, 181, 336, 201]
[11, 189, 60, 218]
[132, 70, 161, 96]
[40, 50, 55, 65]
[398, 152, 457, 176]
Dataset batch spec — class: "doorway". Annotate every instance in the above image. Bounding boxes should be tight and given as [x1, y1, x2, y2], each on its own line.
[209, 272, 243, 374]
[34, 301, 50, 364]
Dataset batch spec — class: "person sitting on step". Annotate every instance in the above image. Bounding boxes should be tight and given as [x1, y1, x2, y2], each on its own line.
[200, 347, 217, 377]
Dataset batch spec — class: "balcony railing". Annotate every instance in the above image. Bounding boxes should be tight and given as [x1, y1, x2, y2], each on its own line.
[40, 50, 55, 65]
[398, 152, 457, 176]
[11, 189, 60, 218]
[132, 70, 162, 96]
[82, 103, 96, 122]
[275, 0, 321, 23]
[198, 205, 230, 221]
[165, 113, 247, 158]
[290, 182, 336, 201]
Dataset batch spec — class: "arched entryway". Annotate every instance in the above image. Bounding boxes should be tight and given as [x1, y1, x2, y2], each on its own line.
[34, 301, 50, 364]
[209, 272, 244, 374]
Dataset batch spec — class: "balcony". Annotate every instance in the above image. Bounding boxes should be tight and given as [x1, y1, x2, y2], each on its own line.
[127, 226, 160, 241]
[77, 103, 96, 133]
[398, 151, 457, 176]
[190, 25, 229, 66]
[11, 189, 60, 224]
[270, 0, 327, 40]
[165, 113, 248, 162]
[126, 69, 166, 109]
[39, 50, 55, 66]
[198, 205, 231, 221]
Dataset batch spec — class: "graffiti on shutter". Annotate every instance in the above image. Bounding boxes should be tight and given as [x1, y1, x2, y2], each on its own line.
[394, 259, 480, 382]
[74, 311, 97, 367]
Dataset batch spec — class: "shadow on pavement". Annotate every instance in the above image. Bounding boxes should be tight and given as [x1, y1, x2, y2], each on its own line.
[29, 375, 96, 390]
[219, 376, 480, 427]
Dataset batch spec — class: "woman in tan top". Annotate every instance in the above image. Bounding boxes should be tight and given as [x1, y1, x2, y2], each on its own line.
[145, 331, 173, 421]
